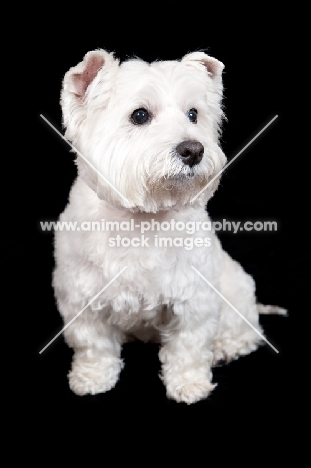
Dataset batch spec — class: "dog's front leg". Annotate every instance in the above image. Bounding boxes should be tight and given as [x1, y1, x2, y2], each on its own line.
[159, 298, 220, 405]
[57, 297, 123, 396]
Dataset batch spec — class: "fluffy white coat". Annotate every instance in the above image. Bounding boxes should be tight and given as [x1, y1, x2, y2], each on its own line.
[53, 49, 285, 404]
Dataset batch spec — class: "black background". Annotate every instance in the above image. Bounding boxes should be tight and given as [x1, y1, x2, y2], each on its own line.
[12, 1, 307, 454]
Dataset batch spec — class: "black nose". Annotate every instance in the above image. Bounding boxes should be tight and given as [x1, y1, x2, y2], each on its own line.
[176, 140, 204, 167]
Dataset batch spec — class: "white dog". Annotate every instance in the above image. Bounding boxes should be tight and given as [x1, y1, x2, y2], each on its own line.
[53, 49, 285, 404]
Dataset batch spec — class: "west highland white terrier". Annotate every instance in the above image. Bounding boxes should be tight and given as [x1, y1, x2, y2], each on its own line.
[53, 49, 286, 404]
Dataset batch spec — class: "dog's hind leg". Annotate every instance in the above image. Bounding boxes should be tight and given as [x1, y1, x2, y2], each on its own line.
[212, 251, 265, 365]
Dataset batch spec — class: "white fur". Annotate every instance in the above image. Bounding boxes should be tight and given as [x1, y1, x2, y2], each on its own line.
[53, 49, 284, 404]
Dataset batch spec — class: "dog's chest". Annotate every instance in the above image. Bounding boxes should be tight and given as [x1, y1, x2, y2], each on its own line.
[91, 250, 194, 310]
[105, 301, 173, 331]
[83, 210, 216, 326]
[88, 239, 204, 329]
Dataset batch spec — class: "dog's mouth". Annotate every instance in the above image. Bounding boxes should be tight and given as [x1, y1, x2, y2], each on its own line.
[145, 150, 212, 194]
[170, 168, 196, 179]
[165, 152, 204, 179]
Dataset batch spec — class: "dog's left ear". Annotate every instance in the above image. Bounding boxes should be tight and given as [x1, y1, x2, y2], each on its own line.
[182, 51, 225, 144]
[182, 52, 224, 80]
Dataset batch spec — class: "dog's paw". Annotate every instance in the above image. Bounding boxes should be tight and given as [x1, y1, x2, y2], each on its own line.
[165, 376, 216, 404]
[68, 355, 123, 396]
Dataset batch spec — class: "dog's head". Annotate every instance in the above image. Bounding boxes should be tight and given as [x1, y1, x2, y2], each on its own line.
[61, 49, 226, 212]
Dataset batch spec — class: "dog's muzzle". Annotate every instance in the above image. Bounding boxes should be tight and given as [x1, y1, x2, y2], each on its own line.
[176, 140, 204, 167]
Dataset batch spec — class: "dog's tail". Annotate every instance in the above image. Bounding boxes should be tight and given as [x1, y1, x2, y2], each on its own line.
[257, 303, 288, 316]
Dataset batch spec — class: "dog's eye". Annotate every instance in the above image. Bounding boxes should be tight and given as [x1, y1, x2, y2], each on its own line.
[131, 108, 150, 125]
[188, 108, 198, 123]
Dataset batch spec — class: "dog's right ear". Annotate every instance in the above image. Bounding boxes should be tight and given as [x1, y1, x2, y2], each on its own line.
[61, 49, 119, 141]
